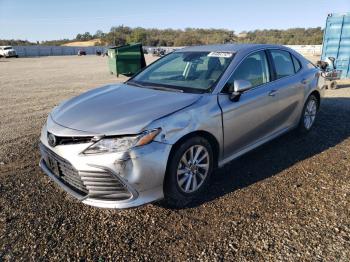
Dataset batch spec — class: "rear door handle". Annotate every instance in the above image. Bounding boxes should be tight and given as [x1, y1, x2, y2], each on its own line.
[301, 79, 308, 84]
[268, 90, 278, 96]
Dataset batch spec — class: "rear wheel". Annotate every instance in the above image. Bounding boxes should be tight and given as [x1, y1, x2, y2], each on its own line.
[164, 136, 213, 208]
[297, 94, 318, 134]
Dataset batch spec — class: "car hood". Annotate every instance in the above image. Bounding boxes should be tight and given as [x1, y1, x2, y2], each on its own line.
[51, 84, 201, 135]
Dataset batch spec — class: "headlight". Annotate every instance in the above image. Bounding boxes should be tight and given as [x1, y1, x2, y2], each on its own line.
[82, 128, 161, 155]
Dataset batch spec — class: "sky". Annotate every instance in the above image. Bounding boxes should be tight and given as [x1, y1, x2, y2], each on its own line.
[0, 0, 349, 41]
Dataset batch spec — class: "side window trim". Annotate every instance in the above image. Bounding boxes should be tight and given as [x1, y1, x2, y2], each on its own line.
[265, 50, 277, 81]
[291, 53, 302, 73]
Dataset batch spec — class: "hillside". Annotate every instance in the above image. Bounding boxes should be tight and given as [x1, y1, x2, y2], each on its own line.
[62, 39, 101, 47]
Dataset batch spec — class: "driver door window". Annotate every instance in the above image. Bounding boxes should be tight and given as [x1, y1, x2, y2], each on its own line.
[225, 51, 270, 92]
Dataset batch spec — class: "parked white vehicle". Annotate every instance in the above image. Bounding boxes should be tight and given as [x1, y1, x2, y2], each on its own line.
[0, 46, 18, 58]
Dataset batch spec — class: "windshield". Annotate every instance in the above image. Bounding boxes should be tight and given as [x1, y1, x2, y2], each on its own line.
[129, 51, 234, 93]
[4, 47, 12, 50]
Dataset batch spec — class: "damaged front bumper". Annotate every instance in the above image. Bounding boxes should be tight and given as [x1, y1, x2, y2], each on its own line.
[39, 125, 172, 209]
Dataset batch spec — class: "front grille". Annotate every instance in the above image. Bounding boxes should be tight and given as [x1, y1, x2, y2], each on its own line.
[39, 143, 88, 195]
[47, 133, 94, 146]
[40, 143, 132, 201]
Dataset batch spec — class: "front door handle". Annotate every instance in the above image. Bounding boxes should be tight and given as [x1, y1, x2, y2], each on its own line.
[268, 90, 278, 96]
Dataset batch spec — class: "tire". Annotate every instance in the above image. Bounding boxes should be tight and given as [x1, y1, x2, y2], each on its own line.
[163, 136, 214, 208]
[296, 94, 319, 134]
[330, 81, 337, 90]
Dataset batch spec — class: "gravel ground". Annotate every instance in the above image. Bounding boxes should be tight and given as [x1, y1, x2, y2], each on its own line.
[0, 55, 349, 261]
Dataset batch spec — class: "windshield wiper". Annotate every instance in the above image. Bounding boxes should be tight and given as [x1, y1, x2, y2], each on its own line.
[126, 81, 183, 93]
[126, 81, 144, 88]
[146, 85, 183, 93]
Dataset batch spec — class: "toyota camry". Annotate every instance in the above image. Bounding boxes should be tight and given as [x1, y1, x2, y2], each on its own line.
[39, 44, 324, 208]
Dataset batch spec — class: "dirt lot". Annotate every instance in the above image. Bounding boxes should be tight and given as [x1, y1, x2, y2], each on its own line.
[0, 55, 349, 261]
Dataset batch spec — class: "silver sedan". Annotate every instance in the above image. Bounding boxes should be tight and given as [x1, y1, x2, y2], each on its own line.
[39, 44, 324, 208]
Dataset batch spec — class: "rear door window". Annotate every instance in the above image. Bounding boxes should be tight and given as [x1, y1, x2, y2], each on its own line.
[270, 50, 295, 79]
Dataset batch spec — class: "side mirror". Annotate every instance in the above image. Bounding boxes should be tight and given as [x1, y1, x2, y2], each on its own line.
[228, 80, 252, 101]
[234, 80, 252, 93]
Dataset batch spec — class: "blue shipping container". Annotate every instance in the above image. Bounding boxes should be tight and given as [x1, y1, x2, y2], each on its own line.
[321, 12, 350, 79]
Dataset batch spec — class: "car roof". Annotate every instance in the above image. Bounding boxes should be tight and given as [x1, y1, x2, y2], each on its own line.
[176, 43, 286, 53]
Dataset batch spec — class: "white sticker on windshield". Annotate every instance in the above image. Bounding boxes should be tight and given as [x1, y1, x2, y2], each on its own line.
[208, 52, 233, 58]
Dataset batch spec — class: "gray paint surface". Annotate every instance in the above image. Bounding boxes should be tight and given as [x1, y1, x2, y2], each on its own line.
[51, 84, 201, 135]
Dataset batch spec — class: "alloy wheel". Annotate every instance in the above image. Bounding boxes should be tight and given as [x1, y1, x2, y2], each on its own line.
[304, 99, 317, 130]
[176, 145, 210, 193]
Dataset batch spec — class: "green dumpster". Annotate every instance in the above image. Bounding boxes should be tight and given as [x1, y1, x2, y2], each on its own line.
[107, 43, 146, 77]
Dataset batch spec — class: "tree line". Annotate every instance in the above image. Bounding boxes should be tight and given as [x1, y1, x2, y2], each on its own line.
[0, 26, 323, 47]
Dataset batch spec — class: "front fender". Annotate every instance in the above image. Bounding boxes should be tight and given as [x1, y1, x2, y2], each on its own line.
[147, 94, 224, 157]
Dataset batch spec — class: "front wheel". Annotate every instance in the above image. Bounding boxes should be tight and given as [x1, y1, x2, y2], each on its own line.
[163, 136, 213, 208]
[297, 94, 319, 134]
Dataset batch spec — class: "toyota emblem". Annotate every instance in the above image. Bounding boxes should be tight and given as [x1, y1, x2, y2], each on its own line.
[47, 133, 57, 147]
